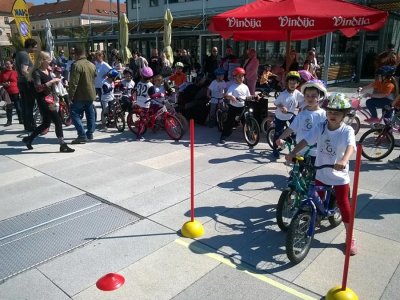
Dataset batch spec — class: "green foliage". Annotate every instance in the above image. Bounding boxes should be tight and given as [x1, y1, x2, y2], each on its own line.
[7, 34, 23, 51]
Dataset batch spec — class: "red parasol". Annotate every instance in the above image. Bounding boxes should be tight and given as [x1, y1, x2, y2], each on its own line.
[208, 0, 388, 41]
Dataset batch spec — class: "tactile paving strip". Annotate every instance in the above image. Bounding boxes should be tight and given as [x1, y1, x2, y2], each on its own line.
[0, 194, 141, 282]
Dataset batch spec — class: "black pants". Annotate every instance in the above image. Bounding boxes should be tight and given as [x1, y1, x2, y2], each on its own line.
[221, 105, 244, 138]
[9, 93, 23, 122]
[31, 98, 63, 140]
[18, 81, 36, 131]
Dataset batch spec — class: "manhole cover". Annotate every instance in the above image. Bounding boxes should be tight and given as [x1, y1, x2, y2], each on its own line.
[0, 194, 141, 282]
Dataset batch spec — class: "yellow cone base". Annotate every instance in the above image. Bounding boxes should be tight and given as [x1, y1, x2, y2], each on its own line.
[181, 220, 204, 238]
[326, 286, 359, 300]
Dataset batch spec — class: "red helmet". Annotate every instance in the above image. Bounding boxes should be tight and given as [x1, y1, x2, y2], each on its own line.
[232, 67, 246, 76]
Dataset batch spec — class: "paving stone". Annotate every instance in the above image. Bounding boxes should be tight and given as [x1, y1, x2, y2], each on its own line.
[0, 268, 69, 300]
[38, 219, 176, 297]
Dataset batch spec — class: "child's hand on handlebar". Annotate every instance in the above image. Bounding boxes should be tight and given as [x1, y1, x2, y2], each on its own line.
[334, 159, 347, 171]
[281, 106, 288, 113]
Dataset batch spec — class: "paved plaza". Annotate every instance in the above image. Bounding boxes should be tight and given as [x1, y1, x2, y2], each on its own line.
[0, 85, 399, 300]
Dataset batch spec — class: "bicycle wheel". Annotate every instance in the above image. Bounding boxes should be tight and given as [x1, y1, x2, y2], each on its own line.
[359, 128, 395, 160]
[328, 192, 342, 228]
[243, 116, 260, 147]
[344, 113, 361, 135]
[286, 211, 314, 264]
[260, 116, 271, 135]
[175, 113, 188, 133]
[115, 111, 125, 132]
[276, 188, 299, 231]
[217, 110, 228, 132]
[127, 112, 147, 135]
[164, 115, 184, 141]
[266, 126, 275, 149]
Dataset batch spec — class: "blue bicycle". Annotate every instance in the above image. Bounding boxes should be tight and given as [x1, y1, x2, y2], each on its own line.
[285, 165, 342, 264]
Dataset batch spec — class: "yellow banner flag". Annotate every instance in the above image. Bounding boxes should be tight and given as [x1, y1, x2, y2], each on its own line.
[12, 0, 32, 45]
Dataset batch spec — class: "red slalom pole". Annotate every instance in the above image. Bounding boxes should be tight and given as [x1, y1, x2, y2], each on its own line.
[190, 119, 195, 222]
[341, 143, 362, 290]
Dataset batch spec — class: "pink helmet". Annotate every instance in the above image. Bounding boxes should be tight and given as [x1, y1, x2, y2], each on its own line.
[141, 66, 153, 78]
[298, 70, 314, 82]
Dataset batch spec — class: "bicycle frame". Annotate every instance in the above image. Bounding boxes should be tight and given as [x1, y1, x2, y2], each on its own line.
[298, 182, 336, 237]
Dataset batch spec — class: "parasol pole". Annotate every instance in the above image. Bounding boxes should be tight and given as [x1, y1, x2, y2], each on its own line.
[285, 30, 292, 73]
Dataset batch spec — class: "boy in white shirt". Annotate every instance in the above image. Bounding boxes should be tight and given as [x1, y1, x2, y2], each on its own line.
[207, 68, 227, 128]
[220, 67, 252, 144]
[286, 93, 357, 256]
[272, 71, 304, 158]
[120, 68, 136, 112]
[277, 79, 327, 161]
[101, 69, 119, 126]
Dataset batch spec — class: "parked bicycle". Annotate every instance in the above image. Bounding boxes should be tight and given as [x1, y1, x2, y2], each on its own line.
[358, 107, 399, 160]
[286, 165, 342, 264]
[126, 99, 184, 141]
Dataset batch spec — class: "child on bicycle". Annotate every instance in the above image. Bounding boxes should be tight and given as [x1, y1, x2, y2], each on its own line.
[120, 68, 136, 112]
[207, 68, 227, 128]
[101, 69, 120, 126]
[276, 79, 327, 164]
[135, 66, 154, 140]
[219, 67, 252, 144]
[286, 93, 357, 255]
[272, 71, 304, 158]
[363, 65, 397, 123]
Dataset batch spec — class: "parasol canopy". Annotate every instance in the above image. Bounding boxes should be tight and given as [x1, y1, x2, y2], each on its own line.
[163, 8, 174, 65]
[119, 13, 132, 64]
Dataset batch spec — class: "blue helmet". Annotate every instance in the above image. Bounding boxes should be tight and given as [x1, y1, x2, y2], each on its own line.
[107, 69, 120, 79]
[214, 68, 225, 76]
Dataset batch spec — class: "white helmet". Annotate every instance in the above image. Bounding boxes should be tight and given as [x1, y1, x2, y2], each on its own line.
[301, 79, 327, 98]
[326, 93, 352, 110]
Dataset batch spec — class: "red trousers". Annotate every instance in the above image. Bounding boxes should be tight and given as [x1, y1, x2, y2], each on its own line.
[315, 180, 351, 223]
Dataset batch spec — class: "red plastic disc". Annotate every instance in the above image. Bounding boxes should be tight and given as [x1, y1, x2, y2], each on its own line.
[96, 273, 125, 291]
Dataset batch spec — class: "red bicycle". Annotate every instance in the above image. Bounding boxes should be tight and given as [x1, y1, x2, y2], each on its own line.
[126, 99, 184, 141]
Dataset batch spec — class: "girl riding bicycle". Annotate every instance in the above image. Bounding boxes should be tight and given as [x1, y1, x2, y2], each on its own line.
[286, 93, 358, 255]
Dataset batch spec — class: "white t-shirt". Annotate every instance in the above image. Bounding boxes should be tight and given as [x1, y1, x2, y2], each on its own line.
[101, 79, 114, 103]
[274, 89, 304, 121]
[121, 79, 135, 97]
[289, 108, 326, 156]
[136, 81, 153, 108]
[226, 82, 251, 108]
[95, 61, 112, 89]
[305, 122, 356, 185]
[208, 80, 227, 104]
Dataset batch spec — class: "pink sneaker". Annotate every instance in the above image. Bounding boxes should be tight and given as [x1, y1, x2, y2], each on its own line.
[364, 117, 380, 123]
[350, 239, 358, 256]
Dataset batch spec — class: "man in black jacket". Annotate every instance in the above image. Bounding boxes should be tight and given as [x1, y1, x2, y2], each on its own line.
[204, 47, 221, 80]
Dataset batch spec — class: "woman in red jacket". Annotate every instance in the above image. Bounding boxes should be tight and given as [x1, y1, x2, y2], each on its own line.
[0, 58, 22, 126]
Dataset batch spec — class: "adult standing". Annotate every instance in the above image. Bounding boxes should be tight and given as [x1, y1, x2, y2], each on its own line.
[179, 49, 192, 74]
[204, 47, 221, 80]
[128, 50, 148, 83]
[220, 45, 239, 81]
[22, 51, 74, 152]
[94, 51, 112, 106]
[243, 48, 259, 95]
[69, 46, 97, 144]
[15, 38, 37, 132]
[148, 48, 163, 76]
[0, 58, 22, 125]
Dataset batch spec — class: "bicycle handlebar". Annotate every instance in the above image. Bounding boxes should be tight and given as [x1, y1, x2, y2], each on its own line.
[314, 164, 335, 170]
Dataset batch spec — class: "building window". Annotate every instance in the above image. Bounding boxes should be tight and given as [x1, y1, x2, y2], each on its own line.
[150, 0, 159, 6]
[132, 0, 140, 9]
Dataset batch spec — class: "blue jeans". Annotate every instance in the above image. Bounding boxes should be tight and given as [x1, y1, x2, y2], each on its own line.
[366, 97, 393, 118]
[71, 101, 96, 138]
[273, 116, 294, 151]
